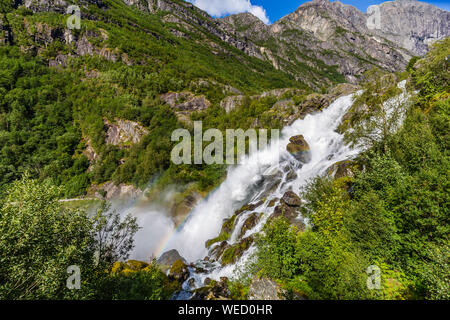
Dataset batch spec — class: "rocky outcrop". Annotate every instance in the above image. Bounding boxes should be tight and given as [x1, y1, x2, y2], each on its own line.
[327, 160, 358, 180]
[248, 276, 285, 300]
[220, 236, 254, 266]
[24, 0, 69, 13]
[218, 12, 269, 42]
[271, 200, 305, 231]
[220, 95, 245, 113]
[161, 92, 210, 123]
[161, 92, 210, 112]
[286, 135, 312, 163]
[104, 119, 148, 147]
[100, 181, 142, 200]
[238, 213, 261, 238]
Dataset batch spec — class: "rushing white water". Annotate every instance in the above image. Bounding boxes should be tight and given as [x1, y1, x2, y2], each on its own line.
[164, 92, 362, 266]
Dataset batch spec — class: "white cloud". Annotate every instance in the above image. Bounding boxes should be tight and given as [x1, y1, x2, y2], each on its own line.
[189, 0, 270, 24]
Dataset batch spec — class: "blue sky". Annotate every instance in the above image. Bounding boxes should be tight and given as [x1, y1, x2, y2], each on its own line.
[188, 0, 449, 24]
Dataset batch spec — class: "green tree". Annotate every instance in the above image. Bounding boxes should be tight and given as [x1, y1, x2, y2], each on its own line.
[0, 175, 139, 299]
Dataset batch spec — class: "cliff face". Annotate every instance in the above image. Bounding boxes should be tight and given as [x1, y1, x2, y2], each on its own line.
[368, 0, 450, 55]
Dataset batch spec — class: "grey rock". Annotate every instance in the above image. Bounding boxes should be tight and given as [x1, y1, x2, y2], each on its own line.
[157, 249, 187, 266]
[248, 276, 284, 300]
[368, 0, 450, 56]
[104, 118, 148, 147]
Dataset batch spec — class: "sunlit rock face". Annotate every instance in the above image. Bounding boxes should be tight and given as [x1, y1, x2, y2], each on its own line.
[368, 0, 450, 56]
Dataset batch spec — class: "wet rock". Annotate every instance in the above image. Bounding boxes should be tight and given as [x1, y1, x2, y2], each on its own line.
[210, 241, 229, 260]
[234, 201, 263, 216]
[285, 170, 298, 182]
[268, 198, 278, 208]
[157, 249, 187, 266]
[220, 236, 254, 266]
[188, 278, 196, 289]
[286, 135, 312, 163]
[271, 202, 305, 231]
[192, 277, 230, 300]
[239, 213, 261, 238]
[169, 259, 190, 283]
[204, 278, 212, 286]
[281, 191, 302, 207]
[248, 276, 285, 300]
[205, 215, 236, 248]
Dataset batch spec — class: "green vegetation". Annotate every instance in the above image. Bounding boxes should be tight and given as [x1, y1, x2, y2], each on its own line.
[0, 174, 178, 299]
[0, 0, 304, 197]
[251, 39, 449, 300]
[0, 0, 448, 301]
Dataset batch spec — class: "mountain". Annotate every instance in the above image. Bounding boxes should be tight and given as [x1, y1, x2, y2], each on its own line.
[218, 0, 449, 85]
[3, 0, 448, 88]
[368, 0, 449, 55]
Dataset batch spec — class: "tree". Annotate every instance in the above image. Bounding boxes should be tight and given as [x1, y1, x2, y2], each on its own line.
[344, 70, 408, 152]
[0, 175, 139, 299]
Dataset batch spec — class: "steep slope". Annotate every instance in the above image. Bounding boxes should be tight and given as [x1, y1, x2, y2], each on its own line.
[218, 0, 449, 85]
[0, 0, 304, 196]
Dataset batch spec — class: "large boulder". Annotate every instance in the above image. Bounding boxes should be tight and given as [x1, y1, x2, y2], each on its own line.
[286, 135, 312, 163]
[157, 249, 187, 266]
[281, 191, 302, 207]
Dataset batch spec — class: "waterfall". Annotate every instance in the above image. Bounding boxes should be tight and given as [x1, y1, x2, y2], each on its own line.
[164, 92, 362, 270]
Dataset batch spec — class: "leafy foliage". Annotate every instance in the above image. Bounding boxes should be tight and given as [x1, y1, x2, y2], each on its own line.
[252, 39, 449, 300]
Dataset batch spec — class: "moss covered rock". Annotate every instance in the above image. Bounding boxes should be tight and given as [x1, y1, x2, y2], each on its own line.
[271, 202, 305, 231]
[326, 160, 359, 179]
[239, 213, 261, 238]
[169, 259, 190, 283]
[205, 215, 236, 248]
[220, 236, 254, 266]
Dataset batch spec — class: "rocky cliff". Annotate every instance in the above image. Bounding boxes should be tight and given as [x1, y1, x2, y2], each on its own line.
[367, 0, 449, 55]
